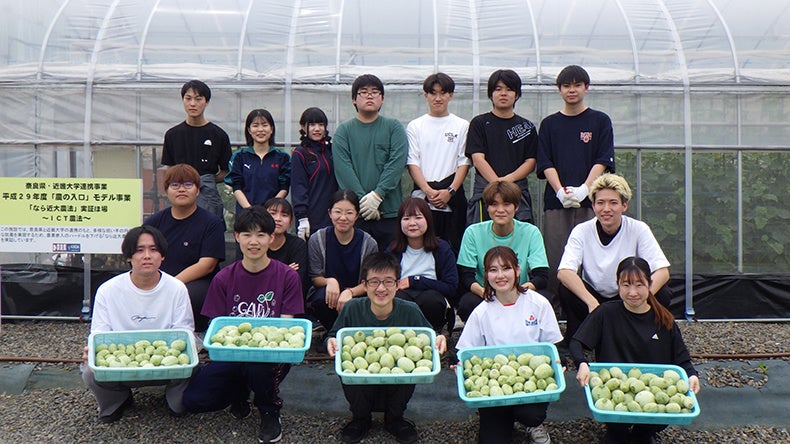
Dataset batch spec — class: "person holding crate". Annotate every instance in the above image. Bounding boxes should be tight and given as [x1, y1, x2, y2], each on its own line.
[181, 207, 303, 444]
[81, 225, 195, 423]
[326, 252, 447, 444]
[456, 246, 562, 444]
[571, 256, 700, 444]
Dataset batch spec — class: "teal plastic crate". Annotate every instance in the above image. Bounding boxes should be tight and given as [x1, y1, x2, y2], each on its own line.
[334, 327, 440, 385]
[203, 316, 312, 363]
[88, 329, 197, 382]
[584, 362, 700, 425]
[456, 343, 565, 408]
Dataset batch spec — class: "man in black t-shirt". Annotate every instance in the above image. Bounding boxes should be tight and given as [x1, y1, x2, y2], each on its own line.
[162, 80, 232, 221]
[465, 69, 538, 225]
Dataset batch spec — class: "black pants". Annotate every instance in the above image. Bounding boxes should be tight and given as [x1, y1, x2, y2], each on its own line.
[456, 291, 483, 323]
[342, 383, 415, 420]
[356, 218, 398, 252]
[396, 289, 447, 332]
[306, 286, 339, 330]
[477, 402, 548, 444]
[559, 281, 673, 342]
[185, 278, 212, 332]
[604, 423, 667, 444]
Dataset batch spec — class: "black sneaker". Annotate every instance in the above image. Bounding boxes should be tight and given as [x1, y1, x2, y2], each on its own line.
[385, 416, 419, 444]
[229, 400, 252, 420]
[98, 396, 133, 424]
[340, 417, 371, 444]
[258, 411, 282, 443]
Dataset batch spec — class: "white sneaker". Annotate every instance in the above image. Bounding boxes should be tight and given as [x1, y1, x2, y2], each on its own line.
[526, 425, 551, 444]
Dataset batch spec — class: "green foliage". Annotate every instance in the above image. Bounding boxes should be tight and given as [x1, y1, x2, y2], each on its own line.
[616, 150, 789, 274]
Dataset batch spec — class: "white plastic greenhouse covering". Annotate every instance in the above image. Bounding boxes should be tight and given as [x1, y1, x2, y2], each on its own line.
[0, 0, 789, 318]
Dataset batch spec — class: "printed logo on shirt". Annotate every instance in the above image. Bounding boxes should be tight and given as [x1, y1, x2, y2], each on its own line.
[444, 132, 458, 143]
[507, 122, 533, 144]
[270, 163, 280, 169]
[258, 291, 274, 303]
[131, 315, 156, 323]
[651, 333, 659, 340]
[243, 163, 251, 169]
[524, 314, 539, 327]
[203, 139, 213, 146]
[580, 132, 593, 143]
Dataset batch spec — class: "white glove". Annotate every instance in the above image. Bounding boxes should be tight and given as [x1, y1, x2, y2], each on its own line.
[572, 184, 590, 203]
[359, 191, 382, 221]
[297, 217, 310, 241]
[556, 187, 580, 208]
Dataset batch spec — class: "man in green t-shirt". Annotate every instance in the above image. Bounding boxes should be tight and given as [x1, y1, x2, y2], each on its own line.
[333, 74, 409, 251]
[326, 252, 447, 444]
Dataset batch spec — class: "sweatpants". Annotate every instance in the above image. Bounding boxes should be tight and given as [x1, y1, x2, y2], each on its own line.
[182, 361, 290, 414]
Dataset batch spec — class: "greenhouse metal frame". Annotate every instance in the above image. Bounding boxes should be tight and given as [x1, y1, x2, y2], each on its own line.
[1, 0, 788, 319]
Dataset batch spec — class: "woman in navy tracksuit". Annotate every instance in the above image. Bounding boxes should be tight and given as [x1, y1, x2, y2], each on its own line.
[290, 107, 338, 240]
[387, 197, 459, 332]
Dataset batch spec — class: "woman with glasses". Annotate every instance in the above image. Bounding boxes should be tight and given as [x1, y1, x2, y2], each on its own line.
[386, 197, 458, 332]
[307, 189, 378, 332]
[226, 109, 291, 217]
[144, 163, 226, 332]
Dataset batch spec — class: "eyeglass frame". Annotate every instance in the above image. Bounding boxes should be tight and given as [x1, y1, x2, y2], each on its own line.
[168, 181, 195, 190]
[364, 278, 398, 288]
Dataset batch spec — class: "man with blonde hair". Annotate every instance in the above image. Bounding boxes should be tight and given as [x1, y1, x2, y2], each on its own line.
[557, 173, 672, 342]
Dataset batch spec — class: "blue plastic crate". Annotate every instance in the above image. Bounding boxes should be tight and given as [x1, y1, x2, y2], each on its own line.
[456, 343, 566, 408]
[584, 362, 700, 425]
[88, 329, 197, 382]
[203, 316, 312, 363]
[334, 327, 440, 385]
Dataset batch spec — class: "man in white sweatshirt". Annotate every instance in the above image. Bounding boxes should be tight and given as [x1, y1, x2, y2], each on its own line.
[81, 225, 195, 423]
[558, 173, 672, 343]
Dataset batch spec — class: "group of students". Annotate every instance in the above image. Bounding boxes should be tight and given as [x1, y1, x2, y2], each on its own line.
[80, 67, 701, 444]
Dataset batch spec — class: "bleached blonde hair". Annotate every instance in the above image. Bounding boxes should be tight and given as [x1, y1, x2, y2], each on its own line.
[590, 173, 632, 203]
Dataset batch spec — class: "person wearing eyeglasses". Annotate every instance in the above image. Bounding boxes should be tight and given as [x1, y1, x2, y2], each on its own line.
[144, 163, 225, 332]
[333, 74, 409, 251]
[307, 190, 378, 333]
[326, 252, 447, 444]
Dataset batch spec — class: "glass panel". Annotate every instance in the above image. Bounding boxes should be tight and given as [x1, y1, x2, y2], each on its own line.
[692, 152, 738, 273]
[742, 151, 790, 273]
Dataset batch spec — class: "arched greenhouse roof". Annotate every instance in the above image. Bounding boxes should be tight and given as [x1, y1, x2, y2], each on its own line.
[1, 0, 789, 86]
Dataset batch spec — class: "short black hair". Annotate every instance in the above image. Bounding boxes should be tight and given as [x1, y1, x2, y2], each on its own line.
[180, 80, 211, 102]
[121, 225, 168, 260]
[556, 65, 590, 87]
[423, 72, 455, 94]
[233, 205, 275, 234]
[360, 252, 401, 281]
[264, 197, 294, 219]
[487, 69, 522, 101]
[351, 74, 385, 100]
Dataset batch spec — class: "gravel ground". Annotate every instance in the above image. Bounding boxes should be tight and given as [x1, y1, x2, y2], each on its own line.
[1, 320, 789, 443]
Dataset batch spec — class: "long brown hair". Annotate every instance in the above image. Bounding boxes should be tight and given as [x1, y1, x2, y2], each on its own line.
[616, 257, 674, 330]
[389, 198, 439, 253]
[482, 246, 526, 302]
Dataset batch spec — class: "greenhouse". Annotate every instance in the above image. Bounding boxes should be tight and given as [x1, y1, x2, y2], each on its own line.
[0, 0, 788, 319]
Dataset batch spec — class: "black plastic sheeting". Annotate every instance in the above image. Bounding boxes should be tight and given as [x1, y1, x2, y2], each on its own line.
[1, 264, 120, 318]
[2, 264, 789, 319]
[665, 274, 790, 319]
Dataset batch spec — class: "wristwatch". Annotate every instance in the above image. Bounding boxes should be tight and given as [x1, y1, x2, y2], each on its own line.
[447, 187, 456, 197]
